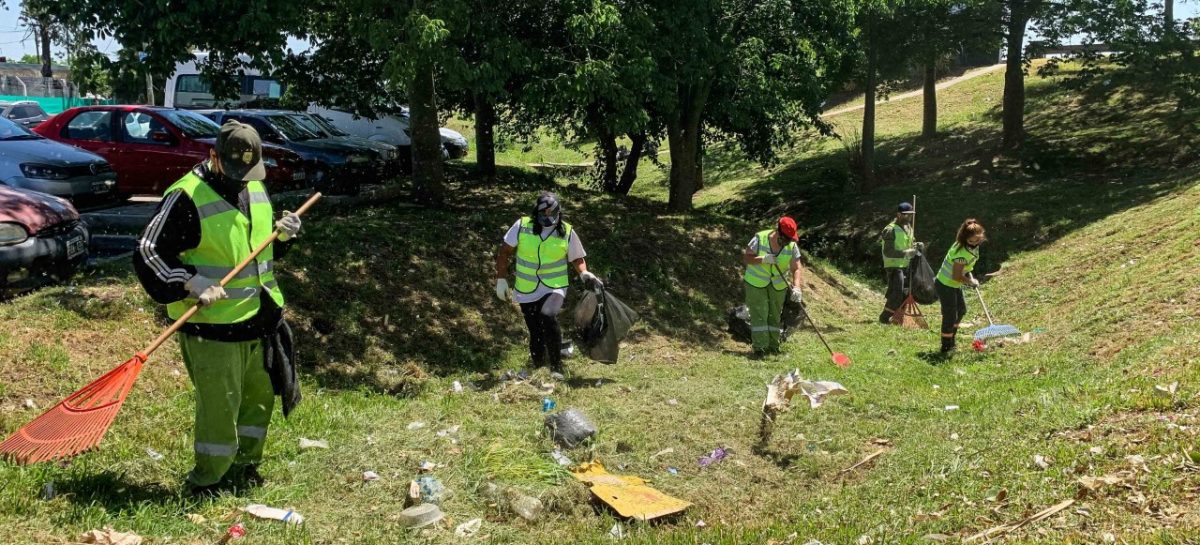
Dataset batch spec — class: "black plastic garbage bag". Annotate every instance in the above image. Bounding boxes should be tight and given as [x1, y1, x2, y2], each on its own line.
[572, 286, 639, 364]
[544, 408, 597, 448]
[726, 297, 806, 344]
[909, 252, 938, 305]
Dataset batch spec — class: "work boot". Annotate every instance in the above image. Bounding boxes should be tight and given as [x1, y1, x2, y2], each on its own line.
[549, 360, 566, 377]
[187, 482, 222, 497]
[879, 311, 893, 324]
[240, 465, 265, 487]
[940, 336, 956, 354]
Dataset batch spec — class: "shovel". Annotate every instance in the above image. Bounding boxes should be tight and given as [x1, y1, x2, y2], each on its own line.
[971, 285, 1020, 341]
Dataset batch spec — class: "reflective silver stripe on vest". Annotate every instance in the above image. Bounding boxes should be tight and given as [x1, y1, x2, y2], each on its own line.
[192, 261, 274, 282]
[515, 270, 540, 282]
[515, 257, 539, 270]
[249, 191, 270, 205]
[751, 325, 776, 332]
[540, 259, 568, 270]
[539, 269, 569, 281]
[237, 425, 267, 439]
[262, 279, 278, 290]
[225, 287, 258, 299]
[195, 442, 237, 457]
[196, 200, 237, 219]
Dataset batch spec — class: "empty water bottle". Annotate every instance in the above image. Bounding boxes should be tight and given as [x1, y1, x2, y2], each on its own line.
[542, 398, 556, 412]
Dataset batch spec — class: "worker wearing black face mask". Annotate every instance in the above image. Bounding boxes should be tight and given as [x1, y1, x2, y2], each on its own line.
[494, 192, 599, 375]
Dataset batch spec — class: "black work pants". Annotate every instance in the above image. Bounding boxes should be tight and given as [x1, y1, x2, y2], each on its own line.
[520, 294, 564, 368]
[936, 280, 967, 337]
[879, 267, 908, 323]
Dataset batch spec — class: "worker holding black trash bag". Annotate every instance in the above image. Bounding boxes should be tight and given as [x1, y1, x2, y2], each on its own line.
[494, 192, 601, 375]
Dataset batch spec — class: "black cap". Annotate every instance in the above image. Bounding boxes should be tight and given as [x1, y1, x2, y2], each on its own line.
[216, 120, 266, 181]
[898, 202, 915, 214]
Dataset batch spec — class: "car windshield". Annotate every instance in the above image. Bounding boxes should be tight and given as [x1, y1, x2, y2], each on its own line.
[287, 114, 332, 137]
[266, 115, 321, 141]
[309, 114, 348, 137]
[0, 115, 40, 140]
[161, 109, 222, 138]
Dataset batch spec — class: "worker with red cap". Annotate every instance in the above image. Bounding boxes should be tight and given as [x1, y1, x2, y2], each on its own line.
[742, 217, 805, 356]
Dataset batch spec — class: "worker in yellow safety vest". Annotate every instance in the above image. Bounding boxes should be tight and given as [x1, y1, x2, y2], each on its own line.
[742, 217, 805, 356]
[494, 192, 600, 375]
[878, 202, 924, 323]
[935, 218, 986, 353]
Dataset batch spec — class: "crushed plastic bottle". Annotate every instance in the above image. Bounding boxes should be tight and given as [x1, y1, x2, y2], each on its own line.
[550, 449, 572, 466]
[243, 504, 304, 525]
[542, 398, 556, 412]
[415, 475, 445, 504]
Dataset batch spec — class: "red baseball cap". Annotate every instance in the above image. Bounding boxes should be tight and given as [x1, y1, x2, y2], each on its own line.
[777, 216, 798, 241]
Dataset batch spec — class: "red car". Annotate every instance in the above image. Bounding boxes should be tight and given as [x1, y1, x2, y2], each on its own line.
[0, 184, 88, 291]
[34, 106, 310, 196]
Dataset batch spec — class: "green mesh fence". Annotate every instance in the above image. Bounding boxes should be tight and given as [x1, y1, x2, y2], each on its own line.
[0, 95, 116, 115]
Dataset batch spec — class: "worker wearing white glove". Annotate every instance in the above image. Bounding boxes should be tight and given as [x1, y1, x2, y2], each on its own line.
[879, 202, 917, 324]
[742, 216, 805, 356]
[494, 192, 590, 375]
[185, 275, 228, 307]
[788, 287, 802, 305]
[935, 218, 987, 354]
[275, 211, 302, 241]
[494, 278, 510, 301]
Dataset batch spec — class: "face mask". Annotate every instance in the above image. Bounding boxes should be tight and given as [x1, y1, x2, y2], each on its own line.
[537, 213, 557, 228]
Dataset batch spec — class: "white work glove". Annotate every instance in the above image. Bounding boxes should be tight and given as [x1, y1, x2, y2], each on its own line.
[968, 276, 980, 288]
[902, 248, 918, 258]
[761, 254, 778, 265]
[494, 278, 509, 301]
[788, 287, 803, 304]
[185, 275, 228, 307]
[275, 211, 302, 241]
[914, 242, 926, 252]
[580, 271, 603, 290]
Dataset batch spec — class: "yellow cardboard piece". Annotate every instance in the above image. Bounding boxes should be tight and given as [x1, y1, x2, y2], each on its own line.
[571, 461, 691, 521]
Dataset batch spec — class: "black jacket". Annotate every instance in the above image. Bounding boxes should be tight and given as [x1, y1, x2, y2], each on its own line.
[132, 162, 293, 342]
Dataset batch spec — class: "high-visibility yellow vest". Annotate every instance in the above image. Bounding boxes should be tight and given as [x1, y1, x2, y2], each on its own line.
[936, 242, 979, 289]
[880, 221, 913, 269]
[514, 217, 574, 294]
[164, 171, 285, 323]
[744, 230, 796, 291]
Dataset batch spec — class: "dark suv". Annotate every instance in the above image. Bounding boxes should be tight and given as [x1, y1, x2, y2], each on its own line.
[0, 101, 50, 128]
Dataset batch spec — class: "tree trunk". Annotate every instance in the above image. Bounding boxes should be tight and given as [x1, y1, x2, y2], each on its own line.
[1165, 0, 1174, 27]
[1001, 4, 1028, 152]
[667, 82, 710, 212]
[922, 62, 938, 139]
[38, 17, 52, 97]
[613, 132, 647, 195]
[597, 127, 619, 193]
[473, 93, 496, 179]
[409, 52, 445, 205]
[861, 36, 877, 183]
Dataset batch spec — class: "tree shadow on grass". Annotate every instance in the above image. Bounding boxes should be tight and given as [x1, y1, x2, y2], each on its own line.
[716, 72, 1199, 283]
[281, 165, 757, 392]
[57, 471, 182, 512]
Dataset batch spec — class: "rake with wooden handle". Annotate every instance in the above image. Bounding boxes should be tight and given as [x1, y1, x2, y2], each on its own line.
[0, 192, 322, 465]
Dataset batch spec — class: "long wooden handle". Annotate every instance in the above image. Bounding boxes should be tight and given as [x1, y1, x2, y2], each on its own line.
[140, 192, 323, 356]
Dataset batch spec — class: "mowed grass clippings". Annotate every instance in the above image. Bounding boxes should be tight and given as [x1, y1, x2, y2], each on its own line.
[1, 65, 1199, 543]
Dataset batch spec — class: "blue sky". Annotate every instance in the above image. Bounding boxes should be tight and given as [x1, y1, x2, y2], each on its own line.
[0, 2, 1194, 61]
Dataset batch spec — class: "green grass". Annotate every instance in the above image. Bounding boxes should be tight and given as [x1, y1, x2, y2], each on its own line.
[2, 64, 1200, 543]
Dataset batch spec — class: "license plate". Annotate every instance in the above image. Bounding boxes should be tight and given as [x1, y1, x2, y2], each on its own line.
[92, 181, 110, 194]
[66, 234, 86, 259]
[293, 170, 306, 181]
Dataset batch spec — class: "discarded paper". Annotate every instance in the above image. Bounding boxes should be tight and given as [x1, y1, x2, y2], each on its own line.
[78, 528, 143, 545]
[455, 518, 482, 536]
[573, 461, 692, 520]
[298, 438, 328, 450]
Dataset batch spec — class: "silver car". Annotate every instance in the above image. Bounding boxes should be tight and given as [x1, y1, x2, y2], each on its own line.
[0, 115, 117, 202]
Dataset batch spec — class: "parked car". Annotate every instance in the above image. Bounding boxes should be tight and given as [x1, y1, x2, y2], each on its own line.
[0, 184, 89, 291]
[0, 115, 118, 203]
[33, 106, 310, 196]
[288, 112, 404, 175]
[202, 109, 382, 194]
[0, 101, 50, 128]
[309, 106, 469, 161]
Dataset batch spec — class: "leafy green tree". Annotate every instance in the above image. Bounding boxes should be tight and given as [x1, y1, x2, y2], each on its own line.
[645, 0, 855, 211]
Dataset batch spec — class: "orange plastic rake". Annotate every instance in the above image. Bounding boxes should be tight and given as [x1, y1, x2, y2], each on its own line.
[0, 192, 322, 465]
